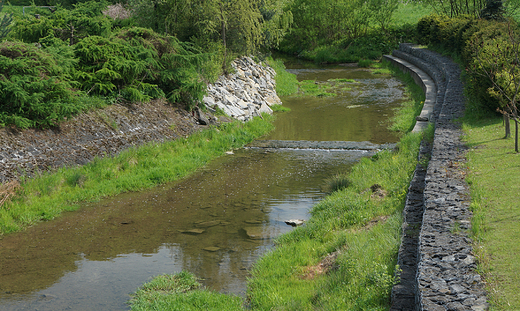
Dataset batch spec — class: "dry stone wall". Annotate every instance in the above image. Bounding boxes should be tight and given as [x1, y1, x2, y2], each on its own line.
[385, 45, 488, 311]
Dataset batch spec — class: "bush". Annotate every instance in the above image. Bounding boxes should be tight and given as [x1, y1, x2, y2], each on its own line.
[416, 14, 520, 114]
[0, 41, 82, 128]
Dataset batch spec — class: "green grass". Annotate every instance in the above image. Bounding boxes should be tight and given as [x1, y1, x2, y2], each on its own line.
[266, 58, 299, 96]
[385, 60, 426, 133]
[0, 116, 274, 235]
[246, 62, 429, 310]
[463, 117, 520, 310]
[270, 104, 291, 112]
[298, 80, 336, 97]
[247, 130, 424, 310]
[130, 271, 243, 311]
[392, 2, 433, 27]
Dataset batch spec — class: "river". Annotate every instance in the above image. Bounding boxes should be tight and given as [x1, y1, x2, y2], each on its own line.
[0, 63, 405, 310]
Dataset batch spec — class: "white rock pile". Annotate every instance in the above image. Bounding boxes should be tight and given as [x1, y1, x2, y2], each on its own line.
[203, 57, 282, 121]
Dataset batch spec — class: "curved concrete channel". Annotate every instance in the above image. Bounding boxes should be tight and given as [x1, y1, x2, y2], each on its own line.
[385, 45, 488, 311]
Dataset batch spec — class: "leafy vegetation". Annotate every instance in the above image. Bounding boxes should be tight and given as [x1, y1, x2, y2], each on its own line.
[276, 1, 426, 63]
[0, 0, 12, 39]
[417, 14, 520, 152]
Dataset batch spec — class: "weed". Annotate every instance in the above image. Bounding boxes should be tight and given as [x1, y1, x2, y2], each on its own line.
[358, 59, 373, 67]
[451, 221, 462, 234]
[324, 174, 351, 193]
[0, 181, 20, 209]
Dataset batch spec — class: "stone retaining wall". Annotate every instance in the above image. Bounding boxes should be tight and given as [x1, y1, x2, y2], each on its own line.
[385, 45, 488, 311]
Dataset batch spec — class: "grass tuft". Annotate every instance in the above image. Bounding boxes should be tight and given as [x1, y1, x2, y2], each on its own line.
[270, 104, 291, 112]
[324, 174, 351, 193]
[130, 271, 243, 311]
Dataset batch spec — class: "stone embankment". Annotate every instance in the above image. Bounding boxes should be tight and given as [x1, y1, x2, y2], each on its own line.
[203, 56, 281, 121]
[384, 44, 488, 311]
[0, 57, 280, 183]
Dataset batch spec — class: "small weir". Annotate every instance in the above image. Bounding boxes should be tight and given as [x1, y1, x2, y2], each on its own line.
[0, 64, 407, 310]
[248, 139, 396, 150]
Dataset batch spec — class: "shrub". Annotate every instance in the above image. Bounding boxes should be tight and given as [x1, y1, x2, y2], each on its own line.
[416, 14, 519, 114]
[0, 41, 81, 128]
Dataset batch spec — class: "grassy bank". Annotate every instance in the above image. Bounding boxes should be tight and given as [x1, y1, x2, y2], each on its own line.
[129, 61, 428, 310]
[0, 116, 274, 235]
[247, 131, 423, 310]
[463, 117, 520, 310]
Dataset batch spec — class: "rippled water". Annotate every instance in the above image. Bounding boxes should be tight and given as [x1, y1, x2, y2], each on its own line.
[0, 65, 405, 310]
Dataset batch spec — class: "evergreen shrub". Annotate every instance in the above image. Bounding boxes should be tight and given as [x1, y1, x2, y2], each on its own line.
[0, 41, 82, 128]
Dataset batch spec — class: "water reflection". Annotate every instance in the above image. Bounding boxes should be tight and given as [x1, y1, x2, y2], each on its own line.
[265, 68, 403, 143]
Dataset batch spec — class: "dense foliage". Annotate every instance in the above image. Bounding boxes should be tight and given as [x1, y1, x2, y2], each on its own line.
[277, 0, 415, 63]
[0, 0, 12, 39]
[417, 14, 520, 115]
[0, 2, 218, 128]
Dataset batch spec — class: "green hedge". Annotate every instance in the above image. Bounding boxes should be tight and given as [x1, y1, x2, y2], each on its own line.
[416, 14, 520, 115]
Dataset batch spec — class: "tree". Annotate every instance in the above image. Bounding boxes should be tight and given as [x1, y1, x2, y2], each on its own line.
[424, 0, 488, 17]
[480, 0, 505, 19]
[130, 0, 265, 71]
[472, 21, 520, 151]
[368, 0, 399, 31]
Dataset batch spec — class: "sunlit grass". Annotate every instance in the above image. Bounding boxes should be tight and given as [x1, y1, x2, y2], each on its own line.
[298, 80, 336, 97]
[392, 2, 433, 27]
[385, 61, 426, 133]
[463, 117, 520, 310]
[266, 57, 299, 96]
[270, 104, 291, 112]
[248, 131, 424, 310]
[0, 116, 274, 235]
[130, 271, 243, 311]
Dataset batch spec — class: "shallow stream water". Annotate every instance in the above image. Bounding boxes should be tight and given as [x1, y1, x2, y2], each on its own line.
[0, 64, 405, 310]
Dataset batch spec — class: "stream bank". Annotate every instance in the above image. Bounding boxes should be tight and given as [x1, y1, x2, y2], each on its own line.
[0, 57, 280, 185]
